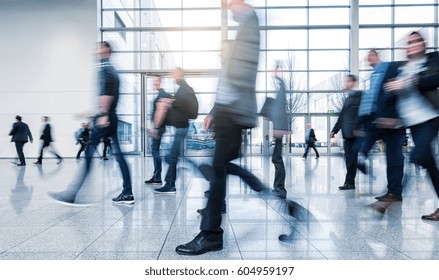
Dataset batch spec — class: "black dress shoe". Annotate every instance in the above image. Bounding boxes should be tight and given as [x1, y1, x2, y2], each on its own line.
[175, 233, 223, 255]
[422, 208, 439, 221]
[376, 193, 402, 202]
[16, 163, 26, 166]
[338, 184, 355, 190]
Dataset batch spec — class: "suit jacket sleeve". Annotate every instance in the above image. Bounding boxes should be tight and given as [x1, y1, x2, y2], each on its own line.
[417, 52, 439, 92]
[26, 124, 33, 142]
[331, 107, 344, 134]
[9, 123, 17, 136]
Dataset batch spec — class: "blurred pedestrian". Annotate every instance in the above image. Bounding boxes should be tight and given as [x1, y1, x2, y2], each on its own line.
[384, 31, 439, 220]
[144, 76, 172, 184]
[176, 0, 261, 255]
[49, 41, 133, 205]
[34, 116, 63, 165]
[9, 115, 33, 166]
[330, 75, 363, 190]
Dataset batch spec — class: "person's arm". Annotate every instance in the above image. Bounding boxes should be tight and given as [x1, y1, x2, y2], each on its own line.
[9, 123, 17, 136]
[26, 124, 33, 143]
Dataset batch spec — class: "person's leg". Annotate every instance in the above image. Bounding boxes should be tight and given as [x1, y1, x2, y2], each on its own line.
[341, 138, 358, 188]
[200, 120, 242, 237]
[410, 118, 439, 196]
[271, 137, 286, 198]
[110, 126, 133, 197]
[37, 142, 46, 163]
[151, 127, 165, 180]
[157, 127, 187, 191]
[382, 129, 405, 197]
[311, 143, 320, 158]
[303, 144, 310, 158]
[15, 142, 25, 165]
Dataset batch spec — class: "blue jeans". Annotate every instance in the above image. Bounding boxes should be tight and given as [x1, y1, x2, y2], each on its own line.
[164, 127, 188, 187]
[151, 127, 165, 180]
[66, 114, 132, 199]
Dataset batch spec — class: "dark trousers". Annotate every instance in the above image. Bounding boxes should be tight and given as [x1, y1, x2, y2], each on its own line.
[200, 112, 251, 238]
[103, 141, 112, 158]
[76, 142, 87, 159]
[37, 141, 62, 163]
[15, 141, 26, 165]
[65, 114, 132, 200]
[360, 122, 405, 196]
[303, 142, 319, 158]
[343, 138, 360, 185]
[272, 137, 286, 193]
[151, 127, 165, 180]
[410, 117, 439, 197]
[164, 127, 188, 187]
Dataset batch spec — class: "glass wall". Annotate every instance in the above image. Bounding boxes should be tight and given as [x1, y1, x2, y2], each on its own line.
[100, 0, 439, 155]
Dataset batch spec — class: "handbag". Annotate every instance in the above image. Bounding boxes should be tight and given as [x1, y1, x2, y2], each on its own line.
[259, 97, 275, 119]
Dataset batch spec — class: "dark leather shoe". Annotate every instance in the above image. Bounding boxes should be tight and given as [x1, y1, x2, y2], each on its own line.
[175, 233, 223, 255]
[339, 184, 355, 190]
[422, 208, 439, 221]
[376, 193, 402, 202]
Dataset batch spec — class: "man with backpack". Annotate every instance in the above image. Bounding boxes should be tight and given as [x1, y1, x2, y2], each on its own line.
[151, 67, 198, 194]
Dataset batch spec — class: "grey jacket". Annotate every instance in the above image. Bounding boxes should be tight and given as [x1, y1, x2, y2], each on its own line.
[213, 8, 260, 128]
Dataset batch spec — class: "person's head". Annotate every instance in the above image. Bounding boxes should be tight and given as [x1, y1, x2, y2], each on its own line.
[406, 31, 426, 59]
[367, 49, 380, 68]
[229, 0, 251, 22]
[273, 61, 282, 78]
[153, 76, 161, 91]
[82, 122, 88, 128]
[171, 67, 184, 83]
[306, 123, 311, 129]
[15, 115, 22, 122]
[344, 74, 357, 91]
[98, 41, 112, 59]
[42, 116, 49, 123]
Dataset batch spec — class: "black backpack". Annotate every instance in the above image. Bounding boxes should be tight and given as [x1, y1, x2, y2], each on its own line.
[185, 89, 199, 119]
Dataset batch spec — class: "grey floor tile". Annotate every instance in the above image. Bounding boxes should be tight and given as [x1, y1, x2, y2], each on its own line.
[0, 252, 79, 260]
[76, 251, 159, 260]
[241, 251, 326, 260]
[158, 251, 242, 260]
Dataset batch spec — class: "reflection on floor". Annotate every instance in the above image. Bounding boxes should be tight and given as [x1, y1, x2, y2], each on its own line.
[1, 155, 439, 260]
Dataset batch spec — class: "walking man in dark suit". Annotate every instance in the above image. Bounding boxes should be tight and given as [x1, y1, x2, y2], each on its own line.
[9, 115, 33, 166]
[330, 75, 363, 190]
[34, 116, 63, 165]
[302, 124, 319, 159]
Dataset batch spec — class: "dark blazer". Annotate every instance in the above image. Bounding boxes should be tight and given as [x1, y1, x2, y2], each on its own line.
[40, 123, 53, 143]
[417, 51, 439, 94]
[165, 80, 195, 128]
[332, 90, 363, 139]
[306, 128, 317, 144]
[9, 121, 33, 143]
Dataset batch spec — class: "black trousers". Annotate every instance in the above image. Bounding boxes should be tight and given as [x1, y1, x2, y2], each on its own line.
[303, 142, 319, 158]
[37, 141, 62, 163]
[15, 141, 26, 165]
[272, 137, 286, 194]
[200, 112, 245, 238]
[343, 138, 360, 185]
[76, 142, 87, 159]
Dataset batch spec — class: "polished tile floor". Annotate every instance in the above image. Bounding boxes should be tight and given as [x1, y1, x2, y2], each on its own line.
[1, 154, 439, 260]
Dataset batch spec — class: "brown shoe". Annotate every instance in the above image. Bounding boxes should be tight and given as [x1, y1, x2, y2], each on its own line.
[422, 208, 439, 221]
[339, 184, 355, 190]
[377, 193, 402, 202]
